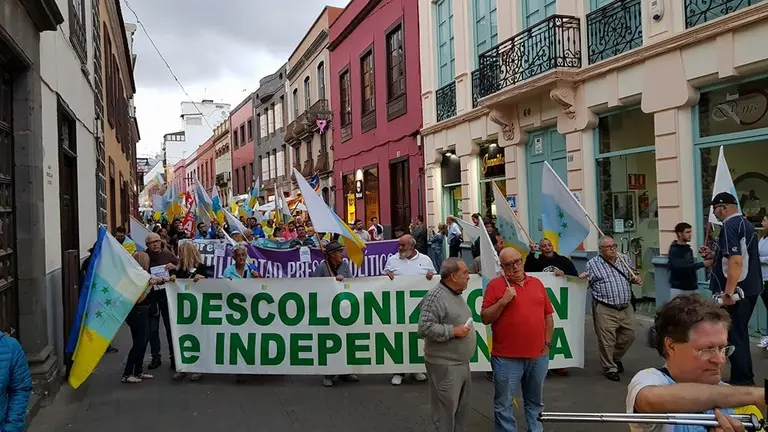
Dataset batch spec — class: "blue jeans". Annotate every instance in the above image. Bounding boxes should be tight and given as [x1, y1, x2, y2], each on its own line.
[491, 355, 549, 432]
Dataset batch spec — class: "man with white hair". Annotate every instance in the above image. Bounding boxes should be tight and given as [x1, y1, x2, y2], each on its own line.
[385, 234, 436, 386]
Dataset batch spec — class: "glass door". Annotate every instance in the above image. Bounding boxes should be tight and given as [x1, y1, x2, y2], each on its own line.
[597, 152, 659, 312]
[443, 185, 462, 220]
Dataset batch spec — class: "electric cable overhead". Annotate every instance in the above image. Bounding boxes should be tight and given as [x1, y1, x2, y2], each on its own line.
[122, 0, 215, 132]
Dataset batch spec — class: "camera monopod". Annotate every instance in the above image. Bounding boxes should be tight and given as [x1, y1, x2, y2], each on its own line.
[539, 379, 767, 430]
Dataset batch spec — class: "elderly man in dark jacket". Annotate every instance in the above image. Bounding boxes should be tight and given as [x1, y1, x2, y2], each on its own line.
[0, 332, 31, 432]
[311, 241, 359, 387]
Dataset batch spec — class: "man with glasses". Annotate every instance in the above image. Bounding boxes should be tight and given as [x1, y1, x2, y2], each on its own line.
[482, 248, 554, 432]
[580, 235, 642, 382]
[699, 192, 762, 386]
[627, 294, 764, 432]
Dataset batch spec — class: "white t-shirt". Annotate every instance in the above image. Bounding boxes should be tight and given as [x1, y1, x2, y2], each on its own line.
[384, 252, 436, 276]
[626, 368, 738, 432]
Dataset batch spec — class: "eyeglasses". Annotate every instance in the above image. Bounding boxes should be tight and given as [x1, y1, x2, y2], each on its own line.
[696, 345, 735, 360]
[600, 244, 617, 250]
[500, 259, 523, 269]
[146, 240, 161, 245]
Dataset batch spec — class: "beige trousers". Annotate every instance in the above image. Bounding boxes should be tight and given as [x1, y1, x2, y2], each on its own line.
[592, 301, 635, 373]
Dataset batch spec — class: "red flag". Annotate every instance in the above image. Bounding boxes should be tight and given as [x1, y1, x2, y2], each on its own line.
[181, 208, 195, 236]
[184, 191, 194, 208]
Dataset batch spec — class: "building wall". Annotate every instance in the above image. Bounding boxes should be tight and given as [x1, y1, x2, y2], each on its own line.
[254, 65, 289, 198]
[213, 121, 232, 201]
[100, 0, 137, 233]
[169, 101, 230, 162]
[230, 95, 254, 196]
[172, 160, 187, 194]
[419, 0, 768, 313]
[329, 0, 424, 230]
[286, 7, 340, 203]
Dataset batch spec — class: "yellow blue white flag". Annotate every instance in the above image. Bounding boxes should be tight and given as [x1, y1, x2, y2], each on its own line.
[541, 161, 590, 256]
[66, 226, 151, 388]
[491, 182, 529, 260]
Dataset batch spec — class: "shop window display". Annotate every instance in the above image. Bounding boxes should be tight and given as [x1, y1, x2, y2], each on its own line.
[478, 143, 505, 219]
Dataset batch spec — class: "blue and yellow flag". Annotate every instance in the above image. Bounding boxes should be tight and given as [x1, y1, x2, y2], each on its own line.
[492, 182, 529, 261]
[248, 182, 261, 210]
[541, 161, 589, 257]
[66, 227, 151, 389]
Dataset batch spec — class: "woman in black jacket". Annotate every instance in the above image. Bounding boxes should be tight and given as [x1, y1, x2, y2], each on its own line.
[170, 242, 211, 381]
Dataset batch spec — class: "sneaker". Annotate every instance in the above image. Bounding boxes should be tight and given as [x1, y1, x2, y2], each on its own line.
[758, 336, 768, 348]
[390, 374, 403, 386]
[322, 377, 335, 387]
[172, 371, 187, 381]
[148, 357, 162, 370]
[121, 375, 142, 384]
[137, 373, 154, 380]
[604, 371, 620, 382]
[616, 361, 625, 374]
[341, 374, 359, 382]
[189, 373, 202, 382]
[412, 372, 427, 382]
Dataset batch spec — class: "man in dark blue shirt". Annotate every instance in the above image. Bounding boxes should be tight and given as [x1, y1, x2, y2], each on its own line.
[701, 192, 762, 385]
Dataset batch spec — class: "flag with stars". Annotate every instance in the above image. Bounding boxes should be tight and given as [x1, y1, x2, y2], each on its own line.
[491, 182, 529, 260]
[66, 226, 152, 389]
[541, 161, 590, 257]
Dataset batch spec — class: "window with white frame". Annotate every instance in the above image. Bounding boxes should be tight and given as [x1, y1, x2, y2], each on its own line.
[262, 156, 270, 180]
[277, 150, 285, 176]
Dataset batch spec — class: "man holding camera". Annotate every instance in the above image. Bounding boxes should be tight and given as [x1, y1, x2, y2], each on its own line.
[700, 192, 762, 386]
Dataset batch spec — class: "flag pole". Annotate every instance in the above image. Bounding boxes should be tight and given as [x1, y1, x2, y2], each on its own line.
[492, 182, 533, 244]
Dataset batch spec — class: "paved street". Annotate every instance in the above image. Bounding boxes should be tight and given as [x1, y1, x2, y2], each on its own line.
[30, 318, 768, 432]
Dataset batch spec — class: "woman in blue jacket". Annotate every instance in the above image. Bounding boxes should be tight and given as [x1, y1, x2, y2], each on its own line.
[0, 332, 31, 432]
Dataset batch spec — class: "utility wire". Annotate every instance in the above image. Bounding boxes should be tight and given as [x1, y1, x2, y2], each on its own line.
[122, 0, 215, 132]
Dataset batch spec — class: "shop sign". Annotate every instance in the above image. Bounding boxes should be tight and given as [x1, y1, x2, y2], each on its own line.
[711, 90, 768, 126]
[627, 173, 646, 190]
[480, 144, 505, 179]
[355, 180, 363, 199]
[506, 195, 517, 210]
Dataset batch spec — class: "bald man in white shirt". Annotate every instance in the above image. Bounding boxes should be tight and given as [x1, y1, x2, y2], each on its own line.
[385, 234, 436, 386]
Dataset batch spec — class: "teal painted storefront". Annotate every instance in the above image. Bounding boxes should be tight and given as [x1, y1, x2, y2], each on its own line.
[692, 74, 768, 336]
[526, 128, 568, 243]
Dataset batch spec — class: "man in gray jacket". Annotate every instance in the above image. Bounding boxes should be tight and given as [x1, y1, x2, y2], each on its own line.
[418, 257, 475, 432]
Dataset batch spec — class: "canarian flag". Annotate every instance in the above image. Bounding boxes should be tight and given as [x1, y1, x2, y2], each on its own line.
[479, 219, 501, 350]
[210, 186, 226, 226]
[151, 195, 164, 221]
[540, 161, 590, 257]
[66, 227, 152, 388]
[491, 182, 529, 260]
[192, 175, 214, 226]
[248, 182, 261, 210]
[708, 146, 742, 225]
[293, 168, 366, 265]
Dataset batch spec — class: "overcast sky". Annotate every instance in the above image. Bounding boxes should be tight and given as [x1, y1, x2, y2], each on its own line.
[125, 0, 350, 164]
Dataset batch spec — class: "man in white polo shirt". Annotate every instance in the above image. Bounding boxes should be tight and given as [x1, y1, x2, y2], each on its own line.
[385, 234, 436, 386]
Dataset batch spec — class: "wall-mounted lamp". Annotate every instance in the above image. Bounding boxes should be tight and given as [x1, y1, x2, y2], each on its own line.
[444, 151, 453, 157]
[355, 169, 364, 181]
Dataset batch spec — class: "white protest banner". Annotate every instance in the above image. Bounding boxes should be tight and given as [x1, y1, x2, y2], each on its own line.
[167, 274, 586, 375]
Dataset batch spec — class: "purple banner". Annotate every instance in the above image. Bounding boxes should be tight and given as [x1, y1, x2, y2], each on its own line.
[183, 239, 399, 279]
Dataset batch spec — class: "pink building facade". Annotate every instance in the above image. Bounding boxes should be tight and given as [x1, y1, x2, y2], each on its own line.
[329, 0, 423, 235]
[230, 95, 255, 196]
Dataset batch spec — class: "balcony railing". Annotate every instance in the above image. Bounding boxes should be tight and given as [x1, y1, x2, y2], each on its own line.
[301, 159, 315, 178]
[471, 69, 482, 108]
[587, 0, 642, 64]
[685, 0, 765, 29]
[436, 81, 457, 122]
[476, 15, 581, 99]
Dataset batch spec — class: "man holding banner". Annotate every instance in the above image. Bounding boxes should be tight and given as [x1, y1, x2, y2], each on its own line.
[311, 241, 360, 388]
[385, 235, 435, 386]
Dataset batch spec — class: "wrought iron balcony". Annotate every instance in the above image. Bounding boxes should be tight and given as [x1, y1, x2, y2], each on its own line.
[301, 159, 315, 178]
[436, 81, 457, 122]
[316, 151, 330, 173]
[476, 15, 581, 99]
[215, 172, 230, 186]
[685, 0, 765, 29]
[587, 0, 642, 64]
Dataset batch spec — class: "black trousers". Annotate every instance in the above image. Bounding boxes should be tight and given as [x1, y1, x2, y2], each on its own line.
[725, 294, 758, 386]
[761, 281, 768, 329]
[148, 290, 174, 363]
[124, 305, 150, 376]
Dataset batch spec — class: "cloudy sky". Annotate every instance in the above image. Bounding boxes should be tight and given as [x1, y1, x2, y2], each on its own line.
[125, 0, 350, 164]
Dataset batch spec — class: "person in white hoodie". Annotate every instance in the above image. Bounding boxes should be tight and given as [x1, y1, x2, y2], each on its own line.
[757, 215, 768, 349]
